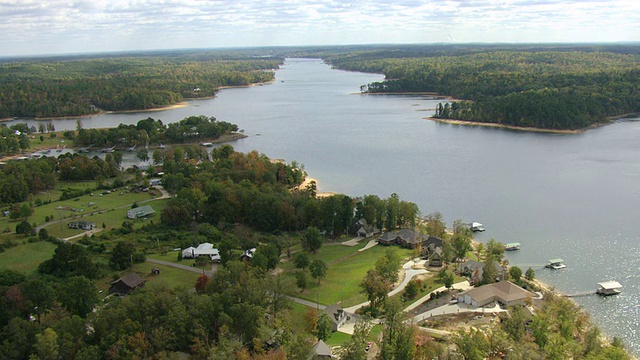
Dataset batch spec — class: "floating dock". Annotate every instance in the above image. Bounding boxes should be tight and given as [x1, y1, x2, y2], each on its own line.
[596, 281, 622, 296]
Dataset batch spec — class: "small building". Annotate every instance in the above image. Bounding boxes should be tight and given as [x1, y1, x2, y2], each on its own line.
[67, 220, 95, 230]
[322, 303, 348, 331]
[310, 339, 333, 359]
[457, 281, 533, 308]
[110, 273, 146, 295]
[127, 205, 156, 219]
[470, 222, 485, 232]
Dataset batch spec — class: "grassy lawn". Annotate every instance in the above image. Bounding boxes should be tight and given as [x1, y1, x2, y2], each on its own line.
[148, 251, 196, 267]
[325, 331, 352, 347]
[293, 245, 412, 307]
[42, 196, 168, 240]
[95, 262, 200, 297]
[0, 241, 57, 274]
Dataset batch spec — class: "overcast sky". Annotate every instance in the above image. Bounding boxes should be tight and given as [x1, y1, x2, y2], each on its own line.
[2, 0, 639, 57]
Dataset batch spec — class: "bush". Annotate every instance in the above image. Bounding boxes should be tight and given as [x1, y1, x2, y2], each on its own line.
[15, 220, 34, 236]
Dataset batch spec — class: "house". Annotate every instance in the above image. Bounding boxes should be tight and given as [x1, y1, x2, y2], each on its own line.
[428, 247, 444, 267]
[322, 303, 348, 331]
[423, 236, 443, 254]
[459, 260, 504, 285]
[457, 281, 533, 308]
[109, 273, 146, 295]
[355, 219, 378, 238]
[127, 205, 155, 219]
[67, 220, 95, 230]
[310, 339, 333, 359]
[182, 243, 221, 262]
[377, 229, 424, 249]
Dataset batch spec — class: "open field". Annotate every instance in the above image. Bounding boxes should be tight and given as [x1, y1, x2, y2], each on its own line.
[95, 261, 200, 296]
[42, 196, 169, 239]
[0, 241, 57, 274]
[289, 244, 412, 307]
[148, 251, 197, 267]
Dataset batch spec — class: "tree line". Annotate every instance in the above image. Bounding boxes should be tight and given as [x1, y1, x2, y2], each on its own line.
[327, 47, 640, 130]
[0, 54, 281, 118]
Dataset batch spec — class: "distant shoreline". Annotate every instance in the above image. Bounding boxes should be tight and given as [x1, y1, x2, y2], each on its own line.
[425, 117, 612, 134]
[0, 80, 276, 123]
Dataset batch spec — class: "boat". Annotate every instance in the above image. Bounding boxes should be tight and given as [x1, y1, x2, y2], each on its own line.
[505, 242, 521, 251]
[470, 222, 485, 232]
[546, 258, 566, 270]
[596, 281, 622, 296]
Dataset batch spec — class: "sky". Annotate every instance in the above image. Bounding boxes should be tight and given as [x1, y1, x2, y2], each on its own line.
[1, 0, 639, 57]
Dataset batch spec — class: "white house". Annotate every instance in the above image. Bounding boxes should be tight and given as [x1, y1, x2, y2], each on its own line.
[182, 243, 221, 262]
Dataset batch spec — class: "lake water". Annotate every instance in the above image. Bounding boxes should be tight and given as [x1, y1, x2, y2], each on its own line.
[10, 58, 640, 353]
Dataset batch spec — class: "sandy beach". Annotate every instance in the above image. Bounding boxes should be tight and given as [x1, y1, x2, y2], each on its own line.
[425, 117, 601, 134]
[295, 176, 336, 198]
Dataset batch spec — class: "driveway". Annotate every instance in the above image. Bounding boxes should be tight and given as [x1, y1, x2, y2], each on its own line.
[146, 258, 218, 277]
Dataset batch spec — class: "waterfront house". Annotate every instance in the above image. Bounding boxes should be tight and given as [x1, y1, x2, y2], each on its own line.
[457, 281, 533, 308]
[428, 247, 444, 267]
[377, 229, 424, 249]
[459, 260, 504, 284]
[355, 218, 378, 238]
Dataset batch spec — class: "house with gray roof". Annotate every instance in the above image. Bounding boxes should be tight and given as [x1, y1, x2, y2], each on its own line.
[310, 339, 333, 359]
[377, 228, 425, 249]
[322, 303, 347, 331]
[457, 281, 533, 308]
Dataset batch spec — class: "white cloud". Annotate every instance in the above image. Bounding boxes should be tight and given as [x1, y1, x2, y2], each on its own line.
[0, 0, 638, 56]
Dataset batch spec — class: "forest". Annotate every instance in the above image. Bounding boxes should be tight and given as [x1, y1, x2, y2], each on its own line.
[0, 52, 281, 118]
[325, 47, 640, 130]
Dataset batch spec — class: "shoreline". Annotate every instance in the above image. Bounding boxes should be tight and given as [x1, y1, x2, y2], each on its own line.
[425, 117, 611, 134]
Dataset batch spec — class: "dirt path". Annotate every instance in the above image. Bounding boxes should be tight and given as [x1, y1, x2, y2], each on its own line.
[146, 258, 217, 277]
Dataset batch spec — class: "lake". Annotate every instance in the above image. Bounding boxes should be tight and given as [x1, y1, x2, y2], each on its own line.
[9, 58, 640, 353]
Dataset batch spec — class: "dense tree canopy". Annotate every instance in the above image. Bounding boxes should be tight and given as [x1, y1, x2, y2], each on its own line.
[0, 54, 280, 118]
[328, 47, 640, 130]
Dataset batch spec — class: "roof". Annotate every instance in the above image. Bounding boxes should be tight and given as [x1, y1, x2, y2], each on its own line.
[379, 229, 423, 244]
[70, 220, 94, 226]
[110, 272, 145, 289]
[548, 258, 564, 264]
[312, 340, 332, 357]
[130, 205, 155, 217]
[471, 222, 483, 227]
[462, 281, 532, 304]
[323, 303, 345, 325]
[597, 281, 622, 290]
[505, 242, 521, 247]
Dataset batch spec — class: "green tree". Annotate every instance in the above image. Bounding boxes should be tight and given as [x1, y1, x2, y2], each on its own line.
[110, 242, 135, 270]
[136, 148, 149, 163]
[340, 320, 371, 360]
[525, 267, 536, 281]
[57, 276, 98, 318]
[379, 297, 416, 360]
[15, 220, 34, 236]
[301, 226, 323, 253]
[29, 328, 59, 360]
[316, 313, 333, 341]
[309, 259, 328, 284]
[403, 279, 419, 300]
[509, 266, 523, 283]
[21, 277, 55, 324]
[375, 248, 401, 284]
[502, 305, 527, 342]
[481, 257, 500, 285]
[294, 251, 310, 269]
[437, 268, 454, 290]
[295, 270, 309, 290]
[360, 269, 389, 310]
[453, 328, 490, 360]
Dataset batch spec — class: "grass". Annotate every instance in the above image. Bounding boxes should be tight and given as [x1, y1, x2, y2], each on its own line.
[148, 251, 196, 267]
[43, 197, 169, 240]
[0, 241, 57, 274]
[291, 244, 412, 307]
[95, 261, 201, 297]
[325, 331, 352, 347]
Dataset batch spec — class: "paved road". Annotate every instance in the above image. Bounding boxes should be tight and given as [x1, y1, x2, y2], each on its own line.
[404, 280, 473, 312]
[287, 296, 327, 310]
[146, 258, 217, 277]
[341, 236, 364, 246]
[358, 239, 378, 252]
